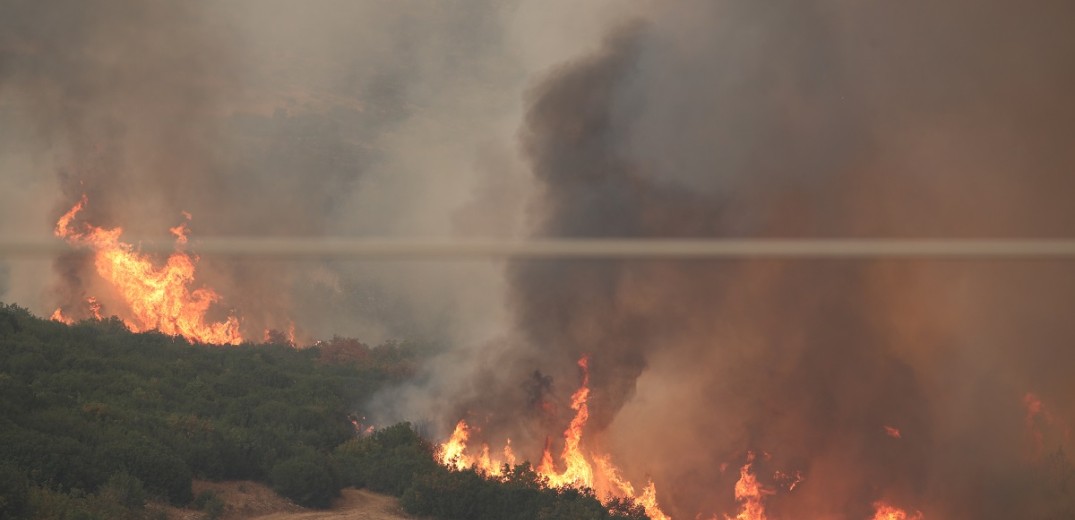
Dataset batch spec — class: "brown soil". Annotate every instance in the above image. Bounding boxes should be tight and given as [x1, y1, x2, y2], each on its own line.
[155, 481, 414, 520]
[250, 489, 413, 520]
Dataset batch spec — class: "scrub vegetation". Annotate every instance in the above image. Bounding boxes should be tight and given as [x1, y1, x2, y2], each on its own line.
[0, 303, 649, 520]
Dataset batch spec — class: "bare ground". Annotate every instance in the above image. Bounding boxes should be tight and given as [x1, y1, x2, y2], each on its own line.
[250, 489, 413, 520]
[154, 481, 414, 520]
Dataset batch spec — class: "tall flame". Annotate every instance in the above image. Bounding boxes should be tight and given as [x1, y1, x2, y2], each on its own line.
[539, 355, 594, 488]
[439, 419, 473, 471]
[725, 452, 771, 520]
[52, 195, 242, 345]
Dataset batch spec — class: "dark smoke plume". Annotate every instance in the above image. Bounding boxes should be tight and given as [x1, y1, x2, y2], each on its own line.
[442, 3, 1075, 519]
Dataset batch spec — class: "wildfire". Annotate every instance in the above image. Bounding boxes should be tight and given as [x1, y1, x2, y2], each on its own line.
[871, 502, 923, 520]
[49, 307, 70, 324]
[725, 452, 772, 520]
[51, 195, 242, 345]
[263, 321, 298, 346]
[436, 355, 670, 520]
[437, 419, 516, 477]
[539, 355, 594, 488]
[433, 355, 933, 520]
[439, 419, 473, 471]
[86, 296, 103, 320]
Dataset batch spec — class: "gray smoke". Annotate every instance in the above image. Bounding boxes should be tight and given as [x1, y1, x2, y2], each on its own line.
[0, 0, 550, 343]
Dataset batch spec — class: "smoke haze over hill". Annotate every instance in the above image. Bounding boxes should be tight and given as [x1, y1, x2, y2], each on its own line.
[3, 1, 1075, 518]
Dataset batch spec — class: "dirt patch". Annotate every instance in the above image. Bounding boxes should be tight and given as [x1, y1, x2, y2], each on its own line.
[156, 482, 413, 520]
[251, 489, 413, 520]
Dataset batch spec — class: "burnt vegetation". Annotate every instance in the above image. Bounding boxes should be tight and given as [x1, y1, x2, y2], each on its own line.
[0, 303, 652, 520]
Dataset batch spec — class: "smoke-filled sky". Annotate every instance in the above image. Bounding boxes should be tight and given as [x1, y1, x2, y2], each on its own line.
[3, 1, 1075, 518]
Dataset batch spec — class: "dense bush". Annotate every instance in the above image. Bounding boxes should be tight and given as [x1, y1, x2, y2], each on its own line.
[99, 472, 148, 509]
[335, 422, 440, 495]
[396, 460, 649, 520]
[0, 302, 420, 517]
[191, 490, 225, 520]
[0, 302, 656, 519]
[269, 451, 341, 508]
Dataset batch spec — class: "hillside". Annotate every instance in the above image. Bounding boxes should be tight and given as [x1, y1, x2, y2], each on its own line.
[0, 303, 652, 520]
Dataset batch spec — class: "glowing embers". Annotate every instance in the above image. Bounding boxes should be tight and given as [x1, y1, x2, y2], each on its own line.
[52, 195, 242, 345]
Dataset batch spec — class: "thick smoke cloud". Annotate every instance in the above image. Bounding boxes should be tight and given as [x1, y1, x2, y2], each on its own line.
[435, 2, 1075, 519]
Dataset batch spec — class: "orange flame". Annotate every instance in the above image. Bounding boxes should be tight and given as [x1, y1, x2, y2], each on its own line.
[53, 196, 242, 345]
[636, 480, 671, 520]
[263, 321, 298, 346]
[51, 297, 103, 323]
[169, 224, 188, 245]
[503, 439, 517, 467]
[169, 210, 191, 245]
[438, 385, 917, 520]
[436, 419, 514, 477]
[871, 501, 924, 520]
[49, 307, 72, 324]
[86, 296, 103, 320]
[438, 419, 472, 471]
[437, 355, 669, 520]
[595, 455, 670, 520]
[883, 425, 902, 439]
[540, 355, 594, 488]
[725, 452, 772, 520]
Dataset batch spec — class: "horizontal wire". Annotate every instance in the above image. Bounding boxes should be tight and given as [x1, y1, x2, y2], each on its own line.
[2, 237, 1075, 259]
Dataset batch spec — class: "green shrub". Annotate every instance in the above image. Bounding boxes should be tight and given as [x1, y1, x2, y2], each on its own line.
[191, 490, 225, 520]
[269, 452, 341, 508]
[100, 472, 146, 509]
[334, 422, 439, 495]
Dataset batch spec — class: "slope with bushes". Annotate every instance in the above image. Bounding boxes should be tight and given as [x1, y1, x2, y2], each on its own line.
[0, 302, 649, 520]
